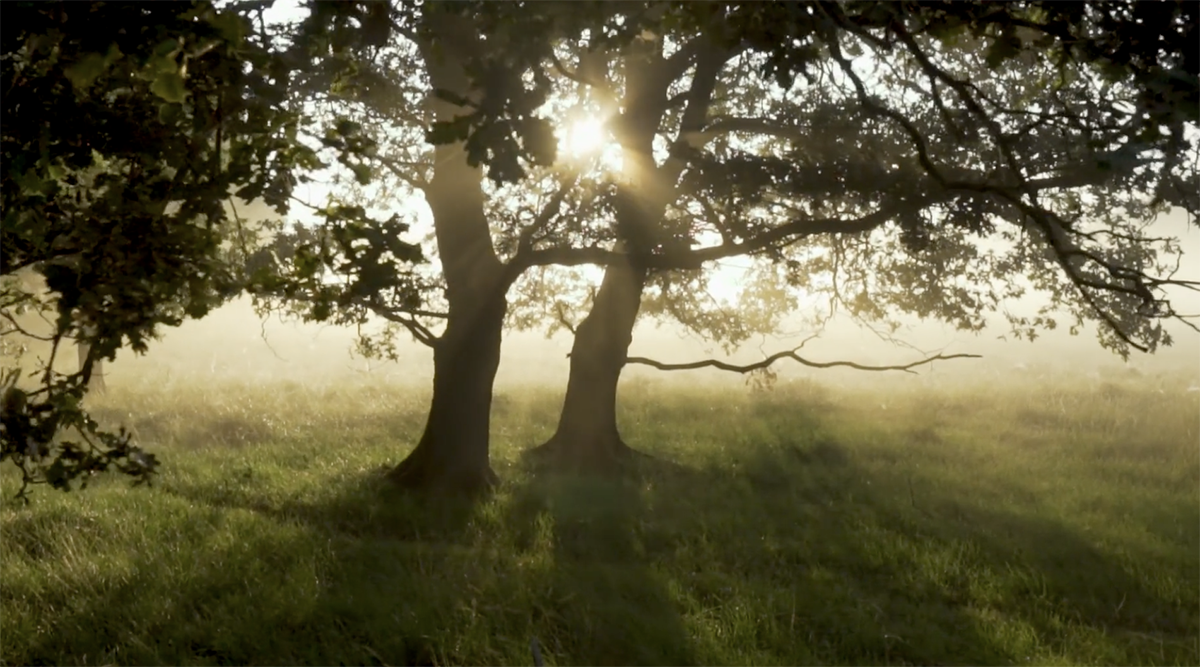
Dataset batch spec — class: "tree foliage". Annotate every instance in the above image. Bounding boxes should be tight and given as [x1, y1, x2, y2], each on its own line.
[0, 1, 351, 500]
[285, 0, 1196, 359]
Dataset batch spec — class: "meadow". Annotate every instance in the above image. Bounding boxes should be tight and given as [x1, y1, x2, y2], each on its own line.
[1, 364, 1197, 666]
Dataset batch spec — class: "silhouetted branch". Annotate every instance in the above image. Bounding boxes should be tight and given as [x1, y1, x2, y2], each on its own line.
[516, 172, 579, 255]
[359, 296, 439, 347]
[374, 154, 430, 192]
[519, 204, 908, 274]
[693, 116, 809, 142]
[821, 28, 1186, 354]
[553, 301, 577, 335]
[626, 347, 982, 375]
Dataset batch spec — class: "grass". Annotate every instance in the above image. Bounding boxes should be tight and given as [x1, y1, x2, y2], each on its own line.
[1, 373, 1197, 666]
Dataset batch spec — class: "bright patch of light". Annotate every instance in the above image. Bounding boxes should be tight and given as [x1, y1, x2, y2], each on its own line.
[558, 114, 624, 174]
[561, 117, 607, 158]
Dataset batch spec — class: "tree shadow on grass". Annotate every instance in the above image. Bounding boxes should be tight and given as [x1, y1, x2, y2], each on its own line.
[162, 468, 484, 546]
[621, 429, 1196, 666]
[500, 462, 695, 666]
[9, 408, 1193, 666]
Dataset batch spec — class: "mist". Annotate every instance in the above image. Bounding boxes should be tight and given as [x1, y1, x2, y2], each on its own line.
[102, 206, 1199, 396]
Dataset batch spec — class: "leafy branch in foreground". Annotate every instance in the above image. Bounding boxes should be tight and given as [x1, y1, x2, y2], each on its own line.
[0, 369, 157, 503]
[0, 0, 359, 498]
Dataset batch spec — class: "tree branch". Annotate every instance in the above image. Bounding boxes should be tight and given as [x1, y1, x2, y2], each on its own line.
[626, 347, 982, 375]
[821, 32, 1177, 353]
[371, 306, 438, 347]
[374, 153, 430, 192]
[693, 116, 809, 143]
[517, 203, 909, 273]
[553, 301, 577, 335]
[516, 172, 579, 255]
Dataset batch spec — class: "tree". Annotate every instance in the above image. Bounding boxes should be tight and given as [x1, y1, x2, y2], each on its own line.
[534, 0, 1199, 469]
[253, 1, 802, 489]
[0, 1, 353, 499]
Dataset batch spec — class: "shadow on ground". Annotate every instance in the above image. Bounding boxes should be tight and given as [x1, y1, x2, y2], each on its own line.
[500, 464, 695, 666]
[8, 395, 1196, 666]
[603, 406, 1196, 665]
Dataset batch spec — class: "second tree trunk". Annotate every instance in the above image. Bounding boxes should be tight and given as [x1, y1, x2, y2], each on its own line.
[532, 257, 647, 471]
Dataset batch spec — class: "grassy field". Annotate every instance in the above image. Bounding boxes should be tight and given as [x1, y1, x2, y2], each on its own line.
[1, 373, 1197, 666]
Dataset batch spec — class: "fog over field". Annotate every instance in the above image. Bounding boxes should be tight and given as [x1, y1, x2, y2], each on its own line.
[84, 206, 1196, 395]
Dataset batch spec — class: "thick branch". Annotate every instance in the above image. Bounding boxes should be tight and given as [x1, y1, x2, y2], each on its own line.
[822, 34, 1173, 352]
[518, 204, 906, 274]
[548, 51, 615, 101]
[374, 154, 430, 192]
[693, 116, 809, 143]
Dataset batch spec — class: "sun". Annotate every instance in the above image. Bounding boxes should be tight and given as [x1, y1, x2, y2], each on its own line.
[562, 117, 606, 157]
[559, 114, 624, 173]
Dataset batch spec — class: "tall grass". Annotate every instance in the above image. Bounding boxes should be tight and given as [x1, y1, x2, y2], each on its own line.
[2, 373, 1197, 666]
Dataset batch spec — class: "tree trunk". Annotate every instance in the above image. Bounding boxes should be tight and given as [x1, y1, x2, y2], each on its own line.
[78, 342, 105, 393]
[530, 33, 665, 473]
[533, 32, 727, 473]
[387, 16, 508, 495]
[387, 290, 504, 495]
[531, 257, 647, 472]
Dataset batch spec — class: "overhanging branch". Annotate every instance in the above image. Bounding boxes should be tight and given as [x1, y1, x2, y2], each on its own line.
[822, 30, 1184, 353]
[692, 116, 809, 143]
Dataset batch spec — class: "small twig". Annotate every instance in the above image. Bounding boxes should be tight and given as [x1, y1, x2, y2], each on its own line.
[258, 316, 287, 362]
[553, 302, 577, 335]
[516, 172, 579, 256]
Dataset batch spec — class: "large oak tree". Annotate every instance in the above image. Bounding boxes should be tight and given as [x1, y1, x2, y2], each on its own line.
[40, 1, 1190, 497]
[526, 0, 1199, 468]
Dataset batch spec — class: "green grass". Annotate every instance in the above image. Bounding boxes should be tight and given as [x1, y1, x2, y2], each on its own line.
[2, 374, 1197, 666]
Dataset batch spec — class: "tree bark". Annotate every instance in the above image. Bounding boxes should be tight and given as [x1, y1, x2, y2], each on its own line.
[530, 256, 647, 471]
[386, 290, 504, 494]
[78, 343, 105, 393]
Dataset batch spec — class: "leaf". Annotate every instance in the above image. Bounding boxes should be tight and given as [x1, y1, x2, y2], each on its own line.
[144, 54, 178, 79]
[984, 33, 1022, 69]
[425, 115, 475, 146]
[150, 70, 188, 104]
[154, 38, 181, 58]
[15, 169, 51, 196]
[518, 117, 558, 166]
[335, 119, 363, 136]
[207, 10, 246, 44]
[158, 103, 183, 125]
[62, 44, 122, 92]
[349, 163, 373, 185]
